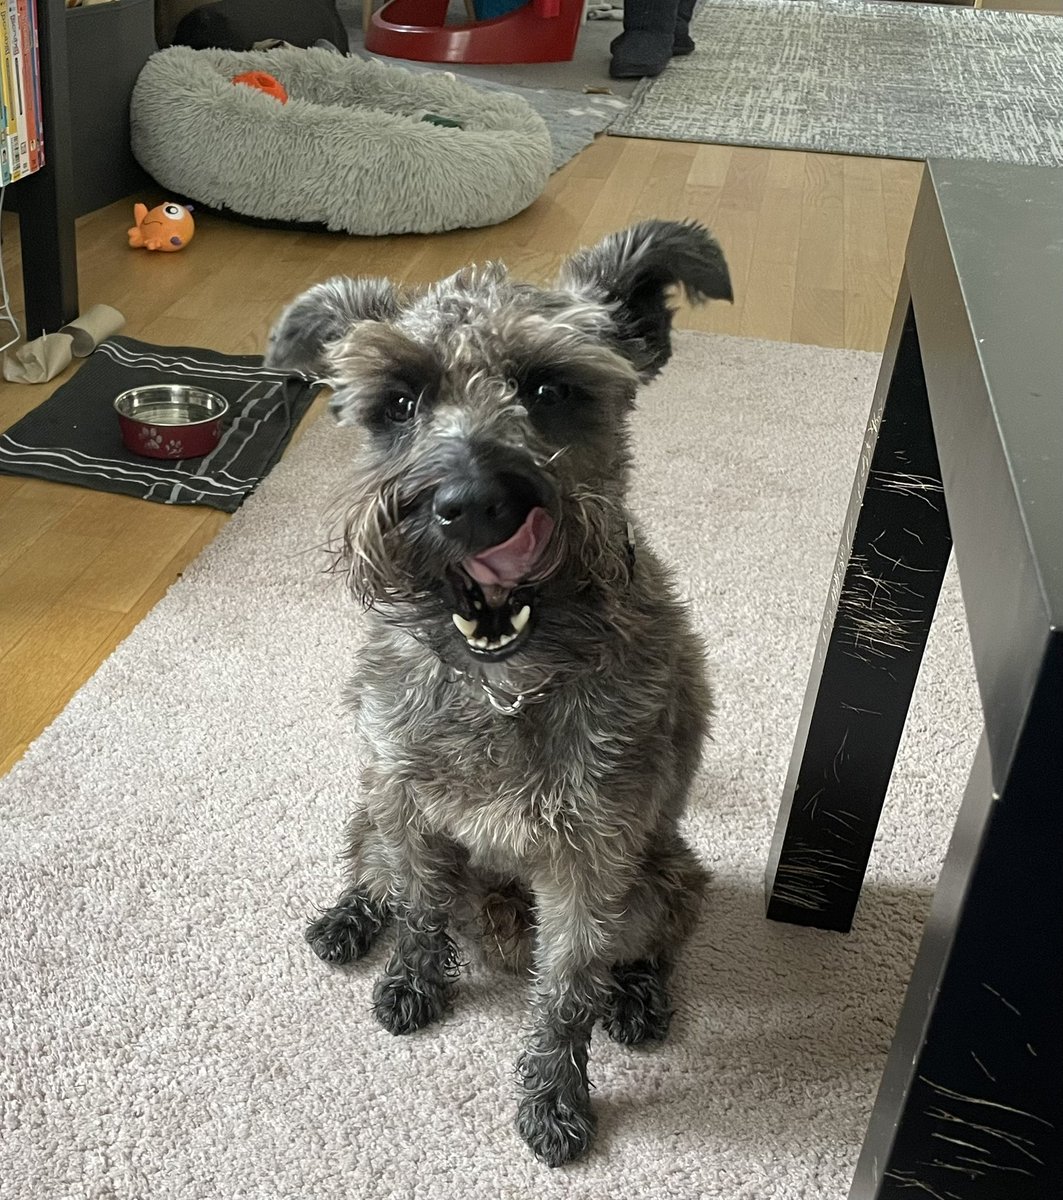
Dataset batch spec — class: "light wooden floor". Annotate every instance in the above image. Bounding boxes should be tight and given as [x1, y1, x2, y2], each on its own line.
[0, 137, 928, 773]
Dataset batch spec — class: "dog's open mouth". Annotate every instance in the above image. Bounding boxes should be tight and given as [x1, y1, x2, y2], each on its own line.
[447, 507, 554, 661]
[449, 575, 537, 660]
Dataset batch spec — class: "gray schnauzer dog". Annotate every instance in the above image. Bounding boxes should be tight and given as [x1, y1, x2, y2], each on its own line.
[266, 220, 732, 1166]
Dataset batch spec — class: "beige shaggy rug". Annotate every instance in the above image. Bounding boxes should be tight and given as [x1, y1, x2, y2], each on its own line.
[0, 331, 981, 1199]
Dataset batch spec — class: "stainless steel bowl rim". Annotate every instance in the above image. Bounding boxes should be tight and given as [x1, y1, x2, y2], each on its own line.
[113, 385, 230, 427]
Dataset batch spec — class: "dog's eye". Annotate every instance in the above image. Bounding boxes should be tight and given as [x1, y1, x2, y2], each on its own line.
[531, 382, 569, 408]
[383, 391, 417, 424]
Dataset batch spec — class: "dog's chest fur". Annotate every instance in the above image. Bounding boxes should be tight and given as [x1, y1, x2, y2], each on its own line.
[349, 575, 696, 876]
[354, 651, 632, 872]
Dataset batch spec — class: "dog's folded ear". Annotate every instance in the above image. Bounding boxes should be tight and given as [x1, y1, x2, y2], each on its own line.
[265, 277, 401, 377]
[558, 220, 732, 380]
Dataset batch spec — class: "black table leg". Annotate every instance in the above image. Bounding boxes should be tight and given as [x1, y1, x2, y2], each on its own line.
[765, 275, 953, 932]
[850, 639, 1063, 1199]
[17, 0, 79, 336]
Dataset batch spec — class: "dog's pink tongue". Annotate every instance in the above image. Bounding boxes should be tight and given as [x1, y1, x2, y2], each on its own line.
[463, 507, 554, 589]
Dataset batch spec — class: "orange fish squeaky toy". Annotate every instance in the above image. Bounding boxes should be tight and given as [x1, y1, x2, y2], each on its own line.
[128, 202, 195, 252]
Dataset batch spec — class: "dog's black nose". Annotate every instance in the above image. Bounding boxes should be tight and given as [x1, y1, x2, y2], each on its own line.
[433, 471, 536, 550]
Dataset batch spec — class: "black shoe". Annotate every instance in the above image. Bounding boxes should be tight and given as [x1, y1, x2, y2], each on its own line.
[609, 29, 674, 78]
[609, 0, 697, 77]
[672, 32, 695, 55]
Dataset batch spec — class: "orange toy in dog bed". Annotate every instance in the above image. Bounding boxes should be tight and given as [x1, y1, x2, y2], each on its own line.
[232, 70, 288, 103]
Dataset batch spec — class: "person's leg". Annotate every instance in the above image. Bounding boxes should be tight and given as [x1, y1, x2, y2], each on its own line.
[609, 0, 682, 79]
[673, 0, 696, 55]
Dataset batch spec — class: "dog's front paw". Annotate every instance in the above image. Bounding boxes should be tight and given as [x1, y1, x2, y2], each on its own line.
[602, 959, 672, 1045]
[372, 973, 447, 1035]
[305, 892, 385, 965]
[516, 1094, 596, 1167]
[602, 996, 672, 1045]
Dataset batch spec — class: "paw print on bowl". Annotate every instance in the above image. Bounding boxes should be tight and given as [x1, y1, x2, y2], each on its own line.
[164, 439, 184, 455]
[140, 426, 163, 450]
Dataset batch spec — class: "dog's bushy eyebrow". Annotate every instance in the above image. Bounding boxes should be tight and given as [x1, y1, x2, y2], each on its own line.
[501, 309, 641, 405]
[326, 322, 441, 425]
[477, 295, 618, 355]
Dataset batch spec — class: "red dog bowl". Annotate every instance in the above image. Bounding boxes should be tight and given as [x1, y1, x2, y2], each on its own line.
[114, 385, 229, 459]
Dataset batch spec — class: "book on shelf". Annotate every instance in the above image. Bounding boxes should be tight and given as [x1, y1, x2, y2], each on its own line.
[17, 0, 36, 172]
[0, 12, 11, 183]
[1, 0, 42, 186]
[26, 0, 41, 171]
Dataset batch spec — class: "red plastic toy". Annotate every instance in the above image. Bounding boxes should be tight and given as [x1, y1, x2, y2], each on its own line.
[365, 0, 581, 65]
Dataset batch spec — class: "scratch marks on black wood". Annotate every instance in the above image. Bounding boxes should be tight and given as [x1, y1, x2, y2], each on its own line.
[873, 469, 945, 509]
[981, 982, 1021, 1016]
[929, 1133, 992, 1157]
[832, 728, 849, 781]
[954, 1156, 1036, 1178]
[970, 1052, 997, 1084]
[920, 1076, 1055, 1129]
[770, 841, 859, 912]
[801, 787, 824, 820]
[816, 406, 882, 662]
[927, 1107, 1044, 1166]
[920, 1158, 983, 1181]
[884, 1170, 960, 1199]
[868, 539, 937, 574]
[914, 1073, 1055, 1190]
[823, 807, 859, 833]
[798, 785, 859, 844]
[837, 553, 923, 662]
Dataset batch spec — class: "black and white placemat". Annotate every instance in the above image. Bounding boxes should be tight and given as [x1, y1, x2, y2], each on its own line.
[0, 336, 325, 513]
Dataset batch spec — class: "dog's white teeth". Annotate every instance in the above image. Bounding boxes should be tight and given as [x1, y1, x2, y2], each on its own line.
[455, 606, 530, 651]
[452, 613, 478, 638]
[479, 633, 518, 652]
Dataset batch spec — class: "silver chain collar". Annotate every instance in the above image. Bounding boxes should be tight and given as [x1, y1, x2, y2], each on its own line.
[476, 672, 552, 717]
[451, 523, 637, 719]
[482, 685, 529, 716]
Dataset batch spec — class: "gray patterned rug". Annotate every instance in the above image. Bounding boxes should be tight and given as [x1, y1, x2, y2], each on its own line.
[0, 332, 981, 1197]
[611, 0, 1063, 165]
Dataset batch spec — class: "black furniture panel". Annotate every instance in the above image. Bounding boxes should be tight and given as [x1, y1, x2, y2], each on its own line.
[766, 160, 1063, 1199]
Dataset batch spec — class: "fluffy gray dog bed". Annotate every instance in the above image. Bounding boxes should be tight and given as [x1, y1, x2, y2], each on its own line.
[130, 46, 553, 235]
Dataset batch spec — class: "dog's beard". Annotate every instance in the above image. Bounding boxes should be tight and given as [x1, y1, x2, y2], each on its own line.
[323, 467, 444, 608]
[327, 481, 633, 684]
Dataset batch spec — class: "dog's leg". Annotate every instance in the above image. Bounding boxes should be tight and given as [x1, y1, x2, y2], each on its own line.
[373, 903, 459, 1036]
[603, 959, 673, 1044]
[305, 808, 392, 965]
[371, 825, 466, 1036]
[516, 859, 631, 1167]
[479, 880, 535, 975]
[602, 835, 708, 1046]
[306, 887, 388, 965]
[305, 808, 391, 964]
